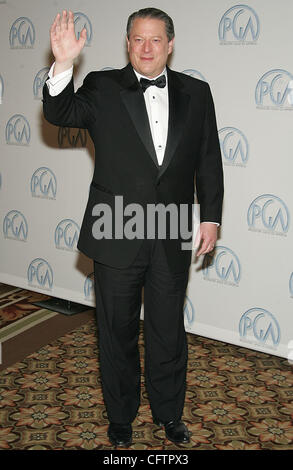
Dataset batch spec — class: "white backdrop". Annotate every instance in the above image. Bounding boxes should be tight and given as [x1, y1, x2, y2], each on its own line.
[0, 0, 292, 359]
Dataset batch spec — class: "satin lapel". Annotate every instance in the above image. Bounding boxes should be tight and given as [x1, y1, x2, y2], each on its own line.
[120, 64, 159, 169]
[157, 68, 190, 179]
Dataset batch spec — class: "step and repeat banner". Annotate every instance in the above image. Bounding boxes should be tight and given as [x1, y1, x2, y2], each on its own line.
[0, 0, 292, 359]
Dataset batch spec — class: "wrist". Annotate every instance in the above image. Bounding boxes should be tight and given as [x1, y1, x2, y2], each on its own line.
[53, 60, 74, 76]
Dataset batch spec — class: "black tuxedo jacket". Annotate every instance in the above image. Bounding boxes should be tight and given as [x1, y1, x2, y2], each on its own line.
[42, 63, 224, 273]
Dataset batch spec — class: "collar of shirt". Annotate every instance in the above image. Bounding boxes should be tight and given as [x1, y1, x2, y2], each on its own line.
[132, 67, 168, 88]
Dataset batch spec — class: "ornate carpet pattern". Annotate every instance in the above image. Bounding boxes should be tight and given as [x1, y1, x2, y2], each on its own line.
[0, 302, 293, 450]
[0, 283, 94, 371]
[0, 284, 51, 332]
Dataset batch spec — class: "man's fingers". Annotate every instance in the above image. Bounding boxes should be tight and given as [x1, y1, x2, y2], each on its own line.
[60, 10, 68, 29]
[50, 14, 59, 37]
[55, 13, 61, 32]
[79, 27, 87, 42]
[68, 10, 75, 29]
[196, 239, 215, 257]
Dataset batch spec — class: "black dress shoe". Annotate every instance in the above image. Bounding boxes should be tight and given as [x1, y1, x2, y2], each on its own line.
[154, 419, 190, 444]
[107, 422, 132, 447]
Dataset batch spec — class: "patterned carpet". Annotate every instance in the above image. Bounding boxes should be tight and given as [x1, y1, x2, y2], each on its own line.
[0, 283, 293, 450]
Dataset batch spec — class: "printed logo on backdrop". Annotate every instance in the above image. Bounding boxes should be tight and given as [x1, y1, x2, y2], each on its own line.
[31, 167, 57, 200]
[202, 246, 241, 287]
[255, 70, 293, 110]
[247, 194, 290, 236]
[3, 210, 28, 242]
[27, 258, 53, 291]
[181, 69, 206, 82]
[219, 127, 249, 167]
[219, 4, 260, 45]
[289, 273, 293, 298]
[55, 219, 80, 251]
[33, 67, 49, 99]
[74, 12, 92, 46]
[84, 272, 95, 301]
[239, 308, 281, 350]
[58, 127, 87, 148]
[6, 114, 30, 145]
[184, 295, 195, 328]
[0, 74, 3, 104]
[9, 17, 35, 49]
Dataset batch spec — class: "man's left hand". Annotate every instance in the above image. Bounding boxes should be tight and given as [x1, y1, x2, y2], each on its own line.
[195, 222, 218, 257]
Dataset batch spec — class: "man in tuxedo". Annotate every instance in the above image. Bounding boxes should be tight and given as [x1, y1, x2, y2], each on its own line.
[43, 7, 224, 447]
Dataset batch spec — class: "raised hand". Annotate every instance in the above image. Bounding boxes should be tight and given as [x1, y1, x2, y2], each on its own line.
[50, 10, 87, 75]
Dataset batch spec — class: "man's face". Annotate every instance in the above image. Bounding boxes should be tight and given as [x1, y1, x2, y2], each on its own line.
[126, 17, 174, 78]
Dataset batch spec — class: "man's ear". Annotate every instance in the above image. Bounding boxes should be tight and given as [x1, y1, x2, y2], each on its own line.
[168, 38, 175, 55]
[126, 35, 130, 52]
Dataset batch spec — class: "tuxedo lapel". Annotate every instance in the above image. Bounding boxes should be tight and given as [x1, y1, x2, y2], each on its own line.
[120, 64, 159, 169]
[157, 67, 190, 179]
[119, 64, 190, 175]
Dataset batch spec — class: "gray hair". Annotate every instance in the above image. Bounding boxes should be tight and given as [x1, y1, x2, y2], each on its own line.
[126, 7, 175, 42]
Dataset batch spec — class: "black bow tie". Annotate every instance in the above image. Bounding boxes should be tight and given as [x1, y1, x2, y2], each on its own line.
[140, 75, 166, 92]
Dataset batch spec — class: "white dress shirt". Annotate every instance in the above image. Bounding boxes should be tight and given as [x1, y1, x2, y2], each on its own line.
[133, 68, 168, 166]
[46, 63, 218, 226]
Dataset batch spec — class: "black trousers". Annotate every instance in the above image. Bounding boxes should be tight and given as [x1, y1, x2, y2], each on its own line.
[93, 238, 190, 424]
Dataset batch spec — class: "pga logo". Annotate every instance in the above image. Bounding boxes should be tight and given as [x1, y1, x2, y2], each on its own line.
[247, 194, 289, 235]
[27, 258, 53, 290]
[203, 246, 241, 286]
[184, 295, 195, 328]
[255, 69, 293, 109]
[289, 272, 293, 298]
[219, 127, 249, 167]
[31, 167, 57, 199]
[33, 67, 49, 99]
[6, 114, 30, 145]
[84, 272, 95, 300]
[55, 219, 80, 251]
[0, 74, 3, 104]
[9, 17, 35, 48]
[3, 210, 28, 241]
[58, 127, 87, 148]
[239, 307, 280, 348]
[219, 4, 260, 44]
[181, 69, 206, 82]
[74, 12, 92, 46]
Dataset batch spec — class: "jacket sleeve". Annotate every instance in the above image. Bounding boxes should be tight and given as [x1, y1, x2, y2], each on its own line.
[195, 83, 224, 224]
[42, 72, 97, 129]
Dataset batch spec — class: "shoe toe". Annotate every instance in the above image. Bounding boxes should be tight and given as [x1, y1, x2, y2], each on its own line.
[165, 421, 190, 443]
[108, 423, 132, 447]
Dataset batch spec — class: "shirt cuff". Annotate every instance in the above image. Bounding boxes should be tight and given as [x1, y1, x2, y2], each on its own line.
[46, 62, 73, 96]
[201, 221, 220, 226]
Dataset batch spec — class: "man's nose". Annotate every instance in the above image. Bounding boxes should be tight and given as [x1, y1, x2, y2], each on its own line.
[143, 40, 152, 53]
